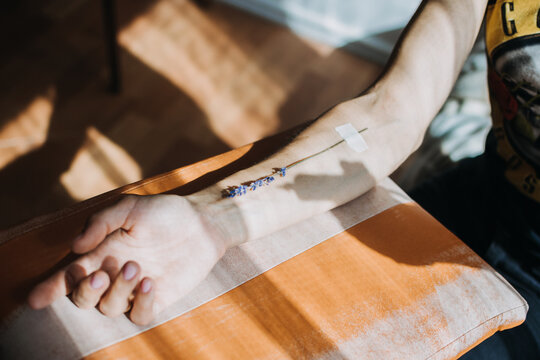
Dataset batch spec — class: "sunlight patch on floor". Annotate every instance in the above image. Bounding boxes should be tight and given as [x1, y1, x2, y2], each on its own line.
[118, 0, 286, 148]
[60, 126, 142, 201]
[0, 88, 55, 169]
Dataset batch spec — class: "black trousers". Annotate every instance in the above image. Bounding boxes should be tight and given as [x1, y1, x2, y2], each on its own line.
[410, 153, 540, 359]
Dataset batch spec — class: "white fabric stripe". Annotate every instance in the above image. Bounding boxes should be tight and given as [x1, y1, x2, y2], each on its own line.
[1, 178, 409, 359]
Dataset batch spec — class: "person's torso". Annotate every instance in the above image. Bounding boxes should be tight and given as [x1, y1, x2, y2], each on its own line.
[485, 0, 540, 203]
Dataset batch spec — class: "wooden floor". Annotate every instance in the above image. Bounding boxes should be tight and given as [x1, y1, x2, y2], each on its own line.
[0, 0, 381, 230]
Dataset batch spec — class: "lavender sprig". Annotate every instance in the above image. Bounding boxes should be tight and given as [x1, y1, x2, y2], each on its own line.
[221, 127, 367, 198]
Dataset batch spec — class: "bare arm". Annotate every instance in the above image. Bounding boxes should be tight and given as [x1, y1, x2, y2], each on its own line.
[196, 0, 489, 248]
[29, 0, 489, 324]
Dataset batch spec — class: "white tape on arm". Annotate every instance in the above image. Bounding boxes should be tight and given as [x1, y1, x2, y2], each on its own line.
[335, 123, 368, 153]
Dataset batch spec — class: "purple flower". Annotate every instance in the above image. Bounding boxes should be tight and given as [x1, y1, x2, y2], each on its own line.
[222, 169, 285, 198]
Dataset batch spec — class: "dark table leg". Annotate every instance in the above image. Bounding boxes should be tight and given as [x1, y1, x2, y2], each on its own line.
[102, 0, 121, 93]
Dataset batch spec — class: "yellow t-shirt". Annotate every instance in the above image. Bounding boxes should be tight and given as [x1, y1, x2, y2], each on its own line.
[485, 0, 540, 202]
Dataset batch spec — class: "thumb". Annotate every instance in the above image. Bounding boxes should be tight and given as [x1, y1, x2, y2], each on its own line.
[73, 195, 138, 254]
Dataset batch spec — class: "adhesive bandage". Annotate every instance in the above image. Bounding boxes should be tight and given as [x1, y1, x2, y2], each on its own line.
[335, 123, 368, 153]
[222, 125, 368, 198]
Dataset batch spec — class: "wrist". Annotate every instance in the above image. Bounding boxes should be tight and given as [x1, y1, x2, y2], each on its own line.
[185, 188, 248, 251]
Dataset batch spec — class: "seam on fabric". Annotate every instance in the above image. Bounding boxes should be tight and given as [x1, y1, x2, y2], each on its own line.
[425, 303, 528, 359]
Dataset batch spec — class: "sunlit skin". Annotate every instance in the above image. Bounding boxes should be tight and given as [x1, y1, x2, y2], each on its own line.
[29, 195, 226, 325]
[28, 0, 489, 325]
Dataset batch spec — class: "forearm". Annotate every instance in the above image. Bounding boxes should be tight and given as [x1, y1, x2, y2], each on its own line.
[189, 94, 411, 247]
[188, 0, 488, 248]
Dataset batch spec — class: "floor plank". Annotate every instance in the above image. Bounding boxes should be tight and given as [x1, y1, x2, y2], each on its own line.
[0, 0, 381, 230]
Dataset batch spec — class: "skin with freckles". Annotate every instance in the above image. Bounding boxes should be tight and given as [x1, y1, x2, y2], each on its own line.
[28, 0, 489, 325]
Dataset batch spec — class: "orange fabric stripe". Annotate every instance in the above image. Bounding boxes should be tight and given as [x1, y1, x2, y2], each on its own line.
[0, 122, 300, 320]
[85, 203, 495, 360]
[0, 144, 245, 320]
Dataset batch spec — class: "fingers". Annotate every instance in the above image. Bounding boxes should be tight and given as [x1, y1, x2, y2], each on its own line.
[28, 271, 69, 309]
[72, 195, 138, 254]
[29, 258, 156, 326]
[70, 266, 156, 325]
[99, 261, 140, 317]
[71, 271, 110, 309]
[130, 278, 155, 325]
[28, 262, 89, 310]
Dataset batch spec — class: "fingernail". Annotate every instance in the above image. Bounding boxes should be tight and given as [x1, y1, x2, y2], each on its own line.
[123, 263, 137, 280]
[141, 278, 152, 293]
[90, 274, 104, 289]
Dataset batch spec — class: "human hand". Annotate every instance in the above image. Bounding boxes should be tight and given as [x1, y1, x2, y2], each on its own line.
[28, 194, 228, 325]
